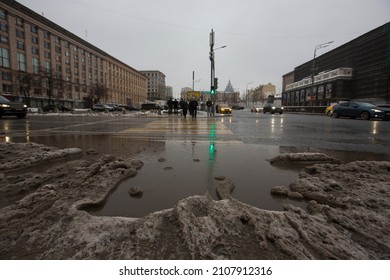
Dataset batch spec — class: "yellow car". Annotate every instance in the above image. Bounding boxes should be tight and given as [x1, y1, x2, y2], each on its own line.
[216, 104, 232, 115]
[325, 103, 337, 116]
[325, 100, 349, 116]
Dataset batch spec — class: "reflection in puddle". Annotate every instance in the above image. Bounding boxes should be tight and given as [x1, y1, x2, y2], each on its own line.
[11, 134, 390, 218]
[88, 142, 305, 217]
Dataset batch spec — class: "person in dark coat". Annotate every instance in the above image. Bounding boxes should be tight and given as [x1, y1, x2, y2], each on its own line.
[206, 99, 212, 116]
[173, 99, 179, 114]
[167, 98, 173, 114]
[188, 98, 198, 118]
[179, 98, 188, 118]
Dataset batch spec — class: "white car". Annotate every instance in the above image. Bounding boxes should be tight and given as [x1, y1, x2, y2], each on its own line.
[251, 107, 263, 113]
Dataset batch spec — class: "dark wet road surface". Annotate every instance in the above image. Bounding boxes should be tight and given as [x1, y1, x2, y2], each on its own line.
[1, 111, 390, 217]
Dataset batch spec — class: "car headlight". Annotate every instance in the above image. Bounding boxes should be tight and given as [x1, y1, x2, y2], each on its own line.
[1, 104, 10, 108]
[281, 107, 284, 110]
[23, 104, 27, 108]
[272, 107, 276, 109]
[371, 109, 382, 113]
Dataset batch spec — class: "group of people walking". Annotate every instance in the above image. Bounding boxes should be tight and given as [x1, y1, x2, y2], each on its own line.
[167, 98, 199, 118]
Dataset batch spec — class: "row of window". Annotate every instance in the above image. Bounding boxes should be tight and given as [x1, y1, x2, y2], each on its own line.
[0, 5, 147, 97]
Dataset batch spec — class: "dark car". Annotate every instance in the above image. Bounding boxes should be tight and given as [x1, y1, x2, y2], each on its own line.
[92, 104, 114, 112]
[141, 103, 162, 111]
[43, 104, 71, 112]
[119, 105, 139, 111]
[0, 95, 27, 118]
[106, 103, 122, 111]
[232, 105, 244, 110]
[263, 104, 284, 114]
[332, 101, 390, 120]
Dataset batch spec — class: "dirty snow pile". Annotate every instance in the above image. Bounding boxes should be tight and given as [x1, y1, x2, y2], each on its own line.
[0, 142, 389, 259]
[0, 142, 81, 171]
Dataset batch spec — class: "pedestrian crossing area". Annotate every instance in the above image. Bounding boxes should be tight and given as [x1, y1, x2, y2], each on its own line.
[118, 117, 234, 140]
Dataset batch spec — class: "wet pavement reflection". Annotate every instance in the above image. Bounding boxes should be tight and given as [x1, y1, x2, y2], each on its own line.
[87, 142, 304, 217]
[4, 113, 390, 217]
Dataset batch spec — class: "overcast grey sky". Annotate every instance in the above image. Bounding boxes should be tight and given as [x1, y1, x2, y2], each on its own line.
[18, 0, 390, 96]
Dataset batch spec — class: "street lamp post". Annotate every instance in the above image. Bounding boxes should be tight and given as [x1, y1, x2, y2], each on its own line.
[209, 29, 226, 115]
[246, 81, 254, 107]
[311, 41, 333, 105]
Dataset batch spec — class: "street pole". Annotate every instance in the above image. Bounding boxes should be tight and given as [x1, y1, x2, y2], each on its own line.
[192, 71, 195, 91]
[311, 41, 333, 105]
[246, 81, 253, 107]
[209, 29, 215, 115]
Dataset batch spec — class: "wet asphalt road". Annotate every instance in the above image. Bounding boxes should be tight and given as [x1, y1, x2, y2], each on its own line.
[2, 110, 390, 216]
[1, 110, 390, 157]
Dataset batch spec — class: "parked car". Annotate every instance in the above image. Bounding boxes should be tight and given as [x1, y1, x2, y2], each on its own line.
[216, 104, 232, 115]
[92, 104, 114, 112]
[251, 106, 263, 113]
[232, 105, 244, 110]
[43, 104, 71, 112]
[106, 103, 122, 111]
[141, 103, 162, 111]
[119, 105, 139, 111]
[263, 104, 284, 114]
[332, 101, 390, 120]
[325, 100, 349, 116]
[0, 95, 27, 118]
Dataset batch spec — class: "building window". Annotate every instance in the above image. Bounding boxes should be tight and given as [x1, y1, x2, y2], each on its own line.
[16, 29, 24, 38]
[3, 84, 12, 92]
[31, 25, 38, 33]
[31, 36, 38, 44]
[32, 57, 39, 74]
[0, 34, 8, 43]
[0, 9, 6, 19]
[55, 36, 60, 44]
[44, 31, 50, 39]
[44, 50, 50, 58]
[0, 23, 7, 32]
[64, 41, 69, 48]
[31, 46, 39, 54]
[16, 40, 24, 50]
[44, 41, 50, 49]
[45, 61, 50, 74]
[17, 53, 26, 71]
[15, 17, 23, 27]
[0, 47, 10, 68]
[2, 71, 12, 80]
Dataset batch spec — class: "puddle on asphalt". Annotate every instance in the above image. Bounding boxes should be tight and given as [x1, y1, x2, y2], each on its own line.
[86, 142, 305, 217]
[9, 134, 390, 218]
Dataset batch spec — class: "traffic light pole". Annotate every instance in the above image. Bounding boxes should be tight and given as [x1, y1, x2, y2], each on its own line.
[209, 29, 215, 115]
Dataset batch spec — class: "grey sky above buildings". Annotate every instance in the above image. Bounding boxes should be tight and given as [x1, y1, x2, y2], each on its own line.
[18, 0, 390, 97]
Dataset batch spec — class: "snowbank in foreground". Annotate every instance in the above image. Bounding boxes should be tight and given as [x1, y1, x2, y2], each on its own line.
[0, 142, 389, 259]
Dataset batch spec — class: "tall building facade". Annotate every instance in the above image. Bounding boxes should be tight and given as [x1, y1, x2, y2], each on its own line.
[140, 70, 166, 101]
[0, 0, 147, 109]
[282, 22, 390, 106]
[247, 83, 276, 105]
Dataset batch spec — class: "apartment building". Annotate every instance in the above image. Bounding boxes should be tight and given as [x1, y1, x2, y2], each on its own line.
[0, 0, 147, 109]
[140, 70, 166, 101]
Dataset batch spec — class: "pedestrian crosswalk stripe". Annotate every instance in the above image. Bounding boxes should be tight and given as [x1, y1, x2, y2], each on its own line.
[118, 118, 233, 135]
